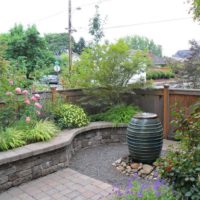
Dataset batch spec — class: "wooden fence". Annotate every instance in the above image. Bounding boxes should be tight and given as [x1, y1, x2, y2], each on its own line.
[50, 86, 200, 139]
[1, 86, 199, 139]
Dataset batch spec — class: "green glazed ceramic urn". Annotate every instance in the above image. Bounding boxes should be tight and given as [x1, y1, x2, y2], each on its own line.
[127, 112, 163, 164]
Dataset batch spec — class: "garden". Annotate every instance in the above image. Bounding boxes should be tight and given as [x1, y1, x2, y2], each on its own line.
[0, 21, 200, 200]
[0, 76, 199, 200]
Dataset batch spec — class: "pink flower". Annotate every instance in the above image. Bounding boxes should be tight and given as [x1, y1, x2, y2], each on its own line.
[15, 87, 22, 94]
[34, 102, 42, 109]
[9, 80, 14, 85]
[6, 91, 12, 96]
[22, 90, 28, 95]
[34, 94, 40, 99]
[24, 99, 30, 105]
[36, 110, 41, 115]
[25, 116, 31, 123]
[31, 96, 38, 101]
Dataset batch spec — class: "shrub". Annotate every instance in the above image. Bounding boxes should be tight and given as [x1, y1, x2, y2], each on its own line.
[54, 103, 89, 128]
[25, 120, 59, 142]
[0, 80, 43, 128]
[146, 70, 174, 80]
[156, 102, 200, 200]
[0, 127, 26, 151]
[41, 94, 65, 120]
[108, 175, 177, 200]
[90, 104, 140, 124]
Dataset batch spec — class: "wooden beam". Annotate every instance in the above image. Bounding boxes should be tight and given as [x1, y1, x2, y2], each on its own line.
[163, 84, 170, 139]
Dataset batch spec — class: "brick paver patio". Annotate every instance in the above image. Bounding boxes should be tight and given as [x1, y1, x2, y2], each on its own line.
[0, 168, 112, 200]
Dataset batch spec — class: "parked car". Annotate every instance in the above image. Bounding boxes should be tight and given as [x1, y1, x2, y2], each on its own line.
[40, 75, 59, 84]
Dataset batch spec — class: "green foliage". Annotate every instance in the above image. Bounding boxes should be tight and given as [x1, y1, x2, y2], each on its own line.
[90, 104, 140, 124]
[4, 24, 54, 79]
[109, 176, 177, 200]
[172, 102, 200, 150]
[164, 57, 183, 75]
[44, 32, 75, 55]
[180, 40, 200, 88]
[188, 0, 200, 21]
[0, 42, 9, 75]
[89, 5, 105, 43]
[31, 82, 50, 92]
[58, 52, 69, 74]
[0, 120, 59, 151]
[124, 35, 162, 56]
[54, 103, 89, 128]
[62, 40, 150, 105]
[0, 81, 43, 128]
[147, 70, 174, 80]
[42, 94, 65, 120]
[0, 127, 26, 151]
[25, 120, 59, 143]
[128, 80, 153, 89]
[156, 102, 200, 199]
[73, 37, 86, 54]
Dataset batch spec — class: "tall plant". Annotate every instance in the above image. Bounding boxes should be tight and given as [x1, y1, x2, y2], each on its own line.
[156, 102, 200, 199]
[62, 40, 150, 105]
[89, 5, 106, 44]
[0, 79, 43, 128]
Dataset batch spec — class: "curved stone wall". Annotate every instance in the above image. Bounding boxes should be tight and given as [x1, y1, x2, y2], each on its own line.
[0, 122, 127, 192]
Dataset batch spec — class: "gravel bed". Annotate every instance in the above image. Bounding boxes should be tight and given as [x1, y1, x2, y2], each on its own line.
[69, 143, 131, 188]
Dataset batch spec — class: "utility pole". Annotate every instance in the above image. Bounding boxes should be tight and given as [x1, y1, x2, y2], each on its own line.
[68, 0, 72, 73]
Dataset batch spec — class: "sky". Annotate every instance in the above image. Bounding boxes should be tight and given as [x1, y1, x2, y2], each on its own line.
[1, 0, 200, 56]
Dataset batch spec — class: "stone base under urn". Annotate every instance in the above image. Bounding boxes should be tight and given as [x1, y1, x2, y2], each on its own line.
[112, 155, 160, 180]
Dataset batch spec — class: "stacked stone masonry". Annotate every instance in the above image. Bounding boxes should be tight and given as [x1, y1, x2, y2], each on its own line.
[0, 122, 127, 192]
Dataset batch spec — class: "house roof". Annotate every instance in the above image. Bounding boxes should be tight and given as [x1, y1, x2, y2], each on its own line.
[129, 49, 166, 65]
[148, 53, 166, 65]
[173, 50, 192, 59]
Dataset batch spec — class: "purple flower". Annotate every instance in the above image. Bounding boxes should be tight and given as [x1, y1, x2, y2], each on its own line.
[153, 171, 159, 178]
[156, 191, 161, 197]
[116, 189, 123, 197]
[141, 182, 149, 191]
[132, 172, 138, 180]
[153, 179, 162, 191]
[137, 191, 143, 198]
[127, 178, 132, 189]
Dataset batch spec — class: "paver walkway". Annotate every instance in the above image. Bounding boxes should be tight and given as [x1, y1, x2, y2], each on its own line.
[0, 140, 178, 200]
[0, 168, 112, 200]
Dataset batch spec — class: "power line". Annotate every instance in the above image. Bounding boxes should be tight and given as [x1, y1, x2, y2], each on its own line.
[33, 10, 67, 23]
[72, 17, 192, 32]
[103, 17, 192, 30]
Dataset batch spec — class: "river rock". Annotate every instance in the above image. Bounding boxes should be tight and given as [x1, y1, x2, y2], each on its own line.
[143, 164, 154, 174]
[130, 163, 140, 169]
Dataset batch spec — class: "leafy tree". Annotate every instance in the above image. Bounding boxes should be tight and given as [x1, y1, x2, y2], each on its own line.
[178, 40, 200, 88]
[89, 5, 106, 44]
[0, 42, 8, 75]
[188, 0, 200, 21]
[123, 35, 162, 56]
[5, 24, 54, 79]
[62, 39, 151, 105]
[73, 37, 86, 54]
[44, 33, 75, 55]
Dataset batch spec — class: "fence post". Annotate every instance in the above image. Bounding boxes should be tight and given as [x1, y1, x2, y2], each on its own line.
[51, 87, 57, 103]
[163, 84, 170, 139]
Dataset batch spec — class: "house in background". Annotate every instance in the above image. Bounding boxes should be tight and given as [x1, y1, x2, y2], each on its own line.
[172, 50, 192, 62]
[148, 52, 166, 67]
[128, 50, 166, 84]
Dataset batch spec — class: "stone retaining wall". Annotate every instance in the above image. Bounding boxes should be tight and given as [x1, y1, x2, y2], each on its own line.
[0, 122, 127, 192]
